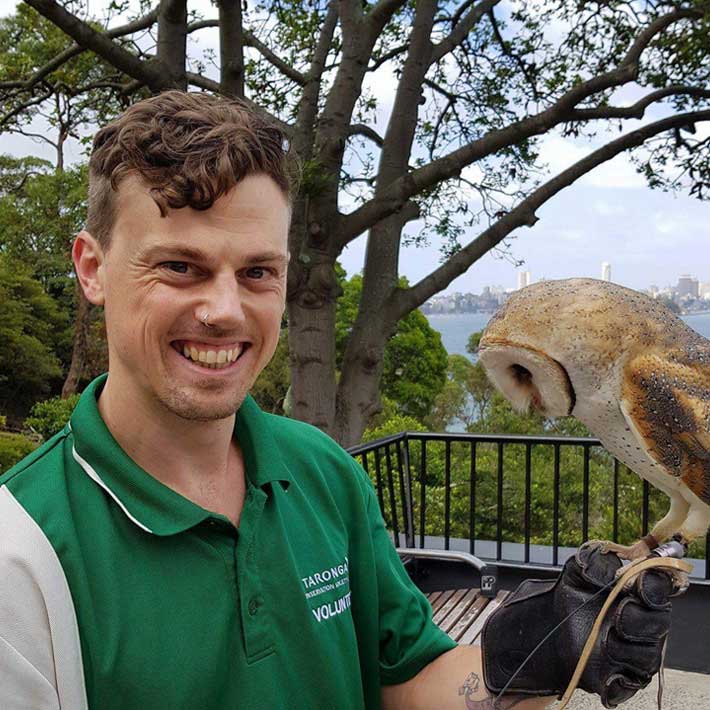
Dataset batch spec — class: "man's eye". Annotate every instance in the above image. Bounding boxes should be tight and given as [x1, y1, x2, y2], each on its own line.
[245, 266, 267, 279]
[162, 262, 190, 274]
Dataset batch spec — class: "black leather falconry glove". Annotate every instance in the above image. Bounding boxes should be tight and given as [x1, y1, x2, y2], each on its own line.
[481, 543, 685, 708]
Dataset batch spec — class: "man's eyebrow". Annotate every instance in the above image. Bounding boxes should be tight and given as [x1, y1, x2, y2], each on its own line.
[139, 245, 289, 266]
[140, 245, 208, 262]
[247, 252, 289, 266]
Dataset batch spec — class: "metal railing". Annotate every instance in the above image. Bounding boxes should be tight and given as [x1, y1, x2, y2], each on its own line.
[348, 431, 710, 580]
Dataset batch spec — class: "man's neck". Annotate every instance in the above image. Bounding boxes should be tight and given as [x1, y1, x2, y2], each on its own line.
[97, 376, 240, 499]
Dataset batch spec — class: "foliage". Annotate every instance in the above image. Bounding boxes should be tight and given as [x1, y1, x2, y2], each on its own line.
[3, 1, 710, 448]
[251, 330, 290, 414]
[25, 394, 80, 441]
[0, 255, 68, 418]
[0, 431, 37, 474]
[337, 273, 448, 420]
[0, 157, 86, 297]
[0, 4, 140, 154]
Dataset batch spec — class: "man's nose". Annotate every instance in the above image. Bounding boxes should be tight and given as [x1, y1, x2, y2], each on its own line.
[197, 274, 246, 329]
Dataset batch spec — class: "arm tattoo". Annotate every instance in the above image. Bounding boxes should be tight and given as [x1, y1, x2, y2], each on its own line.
[458, 672, 527, 709]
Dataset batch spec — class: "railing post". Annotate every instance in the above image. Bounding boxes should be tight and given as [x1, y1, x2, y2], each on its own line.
[399, 435, 415, 549]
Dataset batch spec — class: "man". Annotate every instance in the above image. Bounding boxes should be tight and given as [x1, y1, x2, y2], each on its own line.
[0, 91, 679, 709]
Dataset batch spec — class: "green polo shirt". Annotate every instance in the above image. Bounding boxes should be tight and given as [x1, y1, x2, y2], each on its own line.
[0, 375, 455, 710]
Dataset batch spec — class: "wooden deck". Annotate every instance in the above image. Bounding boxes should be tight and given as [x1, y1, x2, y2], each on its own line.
[426, 589, 509, 644]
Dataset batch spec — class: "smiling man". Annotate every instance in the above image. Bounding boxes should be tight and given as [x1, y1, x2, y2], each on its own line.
[0, 91, 680, 710]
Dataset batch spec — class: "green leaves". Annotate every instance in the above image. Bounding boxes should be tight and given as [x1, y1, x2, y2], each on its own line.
[0, 254, 68, 415]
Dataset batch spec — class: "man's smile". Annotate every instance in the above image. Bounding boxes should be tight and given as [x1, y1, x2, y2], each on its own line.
[171, 340, 252, 370]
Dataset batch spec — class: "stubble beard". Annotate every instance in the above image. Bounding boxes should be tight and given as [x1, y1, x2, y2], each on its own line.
[156, 380, 250, 422]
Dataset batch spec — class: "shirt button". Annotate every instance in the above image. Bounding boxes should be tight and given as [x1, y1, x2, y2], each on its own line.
[248, 597, 260, 616]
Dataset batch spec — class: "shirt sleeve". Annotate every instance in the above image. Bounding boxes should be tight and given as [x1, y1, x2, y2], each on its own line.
[0, 485, 88, 710]
[356, 464, 457, 686]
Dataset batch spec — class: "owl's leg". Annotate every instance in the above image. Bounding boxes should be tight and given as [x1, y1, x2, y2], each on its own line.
[675, 504, 710, 548]
[589, 493, 690, 561]
[648, 493, 691, 548]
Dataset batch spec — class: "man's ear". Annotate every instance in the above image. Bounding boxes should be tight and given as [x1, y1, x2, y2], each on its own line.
[72, 230, 106, 306]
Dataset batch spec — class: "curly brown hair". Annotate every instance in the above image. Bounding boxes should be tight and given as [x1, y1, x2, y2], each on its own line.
[86, 90, 294, 248]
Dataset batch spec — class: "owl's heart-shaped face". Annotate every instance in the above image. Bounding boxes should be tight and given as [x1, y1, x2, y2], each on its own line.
[478, 343, 575, 417]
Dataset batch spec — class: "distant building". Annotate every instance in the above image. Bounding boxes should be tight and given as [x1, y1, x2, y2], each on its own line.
[601, 262, 611, 282]
[677, 275, 699, 298]
[699, 282, 710, 299]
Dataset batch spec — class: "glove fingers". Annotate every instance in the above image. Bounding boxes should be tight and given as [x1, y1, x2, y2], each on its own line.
[605, 627, 664, 678]
[571, 543, 623, 589]
[601, 673, 647, 709]
[615, 597, 671, 642]
[635, 568, 687, 605]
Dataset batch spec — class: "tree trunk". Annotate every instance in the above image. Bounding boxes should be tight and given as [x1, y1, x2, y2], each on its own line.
[61, 281, 91, 398]
[287, 276, 338, 435]
[333, 213, 405, 447]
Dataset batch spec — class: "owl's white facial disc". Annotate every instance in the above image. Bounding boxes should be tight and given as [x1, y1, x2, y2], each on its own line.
[478, 344, 576, 417]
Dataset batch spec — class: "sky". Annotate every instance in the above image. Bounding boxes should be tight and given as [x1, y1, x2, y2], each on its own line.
[1, 0, 708, 296]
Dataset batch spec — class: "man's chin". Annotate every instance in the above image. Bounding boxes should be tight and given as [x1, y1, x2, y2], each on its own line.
[157, 389, 246, 422]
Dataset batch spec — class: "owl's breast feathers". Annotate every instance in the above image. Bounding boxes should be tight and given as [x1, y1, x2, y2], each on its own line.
[620, 347, 710, 505]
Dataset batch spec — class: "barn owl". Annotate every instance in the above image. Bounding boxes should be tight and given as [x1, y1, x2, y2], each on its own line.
[478, 277, 710, 561]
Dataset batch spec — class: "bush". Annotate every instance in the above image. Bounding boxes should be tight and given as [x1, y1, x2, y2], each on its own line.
[0, 431, 37, 474]
[25, 394, 80, 441]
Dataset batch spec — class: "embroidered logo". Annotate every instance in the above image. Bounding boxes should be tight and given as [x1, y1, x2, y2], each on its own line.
[301, 557, 351, 623]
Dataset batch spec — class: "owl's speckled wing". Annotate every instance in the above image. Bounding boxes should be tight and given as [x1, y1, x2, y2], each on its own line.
[620, 351, 710, 505]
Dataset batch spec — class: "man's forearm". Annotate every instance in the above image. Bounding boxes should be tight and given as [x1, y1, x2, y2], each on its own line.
[381, 645, 553, 710]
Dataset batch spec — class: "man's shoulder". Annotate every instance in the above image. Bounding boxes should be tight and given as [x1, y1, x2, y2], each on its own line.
[0, 427, 70, 489]
[261, 412, 372, 495]
[263, 412, 348, 455]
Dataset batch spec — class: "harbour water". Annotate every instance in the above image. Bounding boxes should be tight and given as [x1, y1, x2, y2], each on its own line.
[426, 311, 710, 359]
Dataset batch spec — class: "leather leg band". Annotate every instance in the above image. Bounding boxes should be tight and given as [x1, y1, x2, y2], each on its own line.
[642, 534, 659, 551]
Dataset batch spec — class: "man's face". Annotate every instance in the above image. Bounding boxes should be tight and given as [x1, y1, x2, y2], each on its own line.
[97, 173, 289, 422]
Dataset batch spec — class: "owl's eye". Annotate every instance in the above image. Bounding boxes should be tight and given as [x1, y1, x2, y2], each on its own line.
[510, 364, 533, 385]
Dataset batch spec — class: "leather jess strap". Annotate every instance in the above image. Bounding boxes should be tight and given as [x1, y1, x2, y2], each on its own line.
[557, 556, 693, 709]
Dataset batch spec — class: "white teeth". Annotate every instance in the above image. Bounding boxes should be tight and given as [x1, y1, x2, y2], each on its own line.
[179, 343, 243, 368]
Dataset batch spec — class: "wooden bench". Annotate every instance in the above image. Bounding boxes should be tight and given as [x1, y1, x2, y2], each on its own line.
[426, 588, 509, 644]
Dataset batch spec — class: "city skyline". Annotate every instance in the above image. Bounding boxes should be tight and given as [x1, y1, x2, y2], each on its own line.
[424, 266, 710, 313]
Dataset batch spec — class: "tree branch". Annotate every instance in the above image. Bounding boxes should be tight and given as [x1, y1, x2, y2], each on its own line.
[348, 123, 384, 146]
[157, 0, 187, 89]
[430, 0, 500, 63]
[368, 43, 408, 71]
[186, 18, 307, 86]
[569, 85, 710, 121]
[23, 0, 170, 91]
[0, 87, 54, 129]
[487, 7, 539, 101]
[366, 0, 409, 31]
[390, 108, 710, 318]
[338, 6, 704, 244]
[0, 6, 159, 91]
[217, 0, 244, 97]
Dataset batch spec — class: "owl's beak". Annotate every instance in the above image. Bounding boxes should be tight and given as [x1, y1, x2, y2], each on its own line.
[478, 342, 576, 417]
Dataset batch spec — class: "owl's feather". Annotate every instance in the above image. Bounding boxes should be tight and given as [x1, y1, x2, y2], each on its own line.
[620, 352, 710, 505]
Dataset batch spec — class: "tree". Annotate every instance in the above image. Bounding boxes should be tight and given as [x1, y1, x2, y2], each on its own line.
[337, 272, 448, 421]
[0, 156, 87, 379]
[0, 254, 68, 419]
[0, 4, 144, 398]
[5, 0, 709, 445]
[251, 269, 448, 422]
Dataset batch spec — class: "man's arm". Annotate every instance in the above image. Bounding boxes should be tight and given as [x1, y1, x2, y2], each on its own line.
[381, 645, 552, 710]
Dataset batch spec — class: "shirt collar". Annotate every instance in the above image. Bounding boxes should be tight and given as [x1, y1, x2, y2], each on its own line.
[69, 374, 292, 536]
